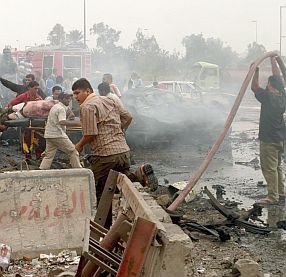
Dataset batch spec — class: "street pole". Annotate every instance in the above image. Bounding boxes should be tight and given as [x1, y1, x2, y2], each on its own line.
[251, 20, 257, 43]
[84, 0, 87, 48]
[280, 6, 286, 56]
[280, 6, 282, 55]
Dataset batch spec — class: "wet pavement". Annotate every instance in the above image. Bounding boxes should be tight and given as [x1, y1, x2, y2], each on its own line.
[0, 94, 286, 275]
[131, 95, 286, 276]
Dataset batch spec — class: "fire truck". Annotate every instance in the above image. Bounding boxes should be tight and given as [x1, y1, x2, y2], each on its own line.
[11, 45, 91, 80]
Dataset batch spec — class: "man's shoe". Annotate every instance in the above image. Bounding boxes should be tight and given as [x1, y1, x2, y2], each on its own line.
[140, 164, 158, 192]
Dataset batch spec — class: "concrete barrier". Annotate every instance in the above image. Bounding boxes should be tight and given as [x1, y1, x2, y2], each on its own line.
[116, 174, 193, 277]
[0, 168, 96, 257]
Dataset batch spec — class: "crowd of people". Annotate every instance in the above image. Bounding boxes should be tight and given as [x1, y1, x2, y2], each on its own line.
[0, 70, 157, 229]
[0, 54, 285, 229]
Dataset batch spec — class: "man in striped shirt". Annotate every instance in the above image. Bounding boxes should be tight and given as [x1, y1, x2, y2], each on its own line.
[73, 78, 158, 229]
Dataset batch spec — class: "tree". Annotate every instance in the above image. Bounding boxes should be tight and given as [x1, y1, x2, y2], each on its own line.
[66, 30, 83, 44]
[204, 37, 238, 67]
[47, 24, 66, 46]
[90, 22, 121, 54]
[182, 33, 207, 65]
[131, 29, 161, 55]
[129, 29, 173, 78]
[245, 42, 266, 63]
[182, 34, 238, 68]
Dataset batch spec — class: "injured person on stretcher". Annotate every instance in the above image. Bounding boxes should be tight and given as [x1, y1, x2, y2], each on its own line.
[0, 99, 77, 127]
[8, 99, 59, 120]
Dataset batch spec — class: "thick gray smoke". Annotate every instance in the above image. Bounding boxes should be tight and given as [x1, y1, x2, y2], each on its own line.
[121, 87, 230, 148]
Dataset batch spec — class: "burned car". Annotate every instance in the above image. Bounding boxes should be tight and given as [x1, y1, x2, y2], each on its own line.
[147, 80, 234, 111]
[121, 87, 229, 149]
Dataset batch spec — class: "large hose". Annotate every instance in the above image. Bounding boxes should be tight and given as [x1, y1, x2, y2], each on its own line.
[167, 51, 281, 212]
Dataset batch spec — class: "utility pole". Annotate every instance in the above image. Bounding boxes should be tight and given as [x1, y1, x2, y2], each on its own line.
[251, 20, 257, 43]
[280, 6, 286, 56]
[83, 0, 86, 47]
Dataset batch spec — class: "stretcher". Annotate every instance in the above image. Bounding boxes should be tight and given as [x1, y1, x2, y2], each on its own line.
[4, 118, 82, 131]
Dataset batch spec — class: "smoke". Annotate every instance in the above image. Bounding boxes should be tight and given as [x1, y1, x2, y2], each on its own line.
[122, 87, 229, 147]
[90, 55, 134, 92]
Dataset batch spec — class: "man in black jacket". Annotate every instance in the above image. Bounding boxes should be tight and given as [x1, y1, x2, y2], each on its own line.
[251, 56, 286, 205]
[0, 73, 46, 99]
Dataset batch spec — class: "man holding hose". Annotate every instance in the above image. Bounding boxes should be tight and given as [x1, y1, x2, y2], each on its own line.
[251, 56, 286, 205]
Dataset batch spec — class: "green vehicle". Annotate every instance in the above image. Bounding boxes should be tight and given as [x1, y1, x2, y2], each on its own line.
[191, 62, 220, 90]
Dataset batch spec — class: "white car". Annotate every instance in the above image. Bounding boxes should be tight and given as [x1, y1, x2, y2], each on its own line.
[147, 81, 202, 102]
[149, 81, 234, 110]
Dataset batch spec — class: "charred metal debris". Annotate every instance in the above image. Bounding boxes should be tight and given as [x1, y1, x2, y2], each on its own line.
[168, 186, 273, 242]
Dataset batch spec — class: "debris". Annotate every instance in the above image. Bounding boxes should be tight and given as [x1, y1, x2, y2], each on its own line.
[6, 250, 79, 276]
[257, 181, 266, 187]
[235, 157, 260, 169]
[57, 272, 76, 277]
[167, 210, 182, 224]
[0, 244, 11, 269]
[197, 267, 206, 273]
[204, 270, 218, 277]
[221, 256, 233, 269]
[223, 199, 239, 209]
[0, 140, 8, 147]
[241, 203, 263, 221]
[181, 220, 231, 242]
[233, 258, 260, 277]
[47, 268, 64, 277]
[277, 220, 286, 230]
[156, 194, 171, 206]
[212, 184, 226, 200]
[184, 229, 200, 241]
[22, 256, 32, 262]
[169, 181, 198, 202]
[204, 187, 271, 235]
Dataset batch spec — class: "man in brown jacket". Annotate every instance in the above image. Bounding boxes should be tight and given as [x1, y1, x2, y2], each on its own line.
[73, 78, 158, 228]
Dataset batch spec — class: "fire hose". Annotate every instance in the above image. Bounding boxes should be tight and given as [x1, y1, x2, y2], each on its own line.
[167, 51, 286, 212]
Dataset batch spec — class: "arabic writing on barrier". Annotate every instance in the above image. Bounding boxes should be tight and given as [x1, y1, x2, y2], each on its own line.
[0, 190, 86, 225]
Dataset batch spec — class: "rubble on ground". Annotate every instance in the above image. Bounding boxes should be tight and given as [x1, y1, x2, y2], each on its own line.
[2, 250, 79, 277]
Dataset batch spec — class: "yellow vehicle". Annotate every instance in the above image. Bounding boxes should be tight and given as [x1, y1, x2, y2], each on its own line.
[191, 62, 220, 90]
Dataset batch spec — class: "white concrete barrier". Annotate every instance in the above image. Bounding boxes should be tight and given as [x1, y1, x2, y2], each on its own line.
[116, 174, 193, 277]
[0, 169, 96, 257]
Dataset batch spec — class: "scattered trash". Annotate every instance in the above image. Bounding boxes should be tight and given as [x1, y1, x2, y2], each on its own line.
[235, 157, 260, 169]
[223, 199, 239, 209]
[0, 140, 8, 147]
[197, 267, 206, 273]
[221, 256, 233, 269]
[181, 220, 231, 242]
[212, 184, 226, 200]
[277, 220, 286, 230]
[257, 180, 266, 187]
[169, 181, 198, 202]
[233, 258, 260, 277]
[204, 187, 271, 235]
[156, 194, 171, 206]
[5, 250, 79, 276]
[0, 244, 11, 269]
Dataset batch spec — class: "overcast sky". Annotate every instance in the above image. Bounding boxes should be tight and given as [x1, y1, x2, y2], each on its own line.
[1, 0, 286, 54]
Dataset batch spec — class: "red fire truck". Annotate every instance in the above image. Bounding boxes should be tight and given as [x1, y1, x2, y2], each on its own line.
[12, 45, 91, 79]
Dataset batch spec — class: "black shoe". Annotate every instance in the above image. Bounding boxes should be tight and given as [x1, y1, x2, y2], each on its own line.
[140, 164, 158, 192]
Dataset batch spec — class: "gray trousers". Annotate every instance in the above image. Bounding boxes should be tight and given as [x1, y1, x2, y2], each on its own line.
[40, 138, 82, 169]
[260, 141, 285, 201]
